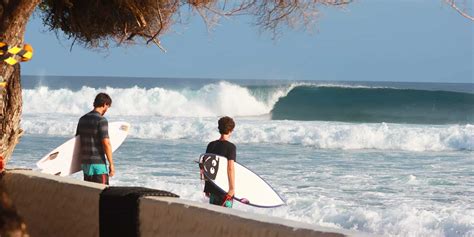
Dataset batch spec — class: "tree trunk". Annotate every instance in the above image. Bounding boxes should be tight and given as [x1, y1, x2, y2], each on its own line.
[0, 0, 40, 165]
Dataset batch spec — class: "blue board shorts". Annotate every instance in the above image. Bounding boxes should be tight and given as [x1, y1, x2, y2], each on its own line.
[82, 164, 109, 185]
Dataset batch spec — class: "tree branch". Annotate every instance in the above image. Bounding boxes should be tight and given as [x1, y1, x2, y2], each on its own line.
[445, 0, 474, 21]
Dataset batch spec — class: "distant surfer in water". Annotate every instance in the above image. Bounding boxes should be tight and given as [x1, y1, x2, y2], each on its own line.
[76, 93, 114, 184]
[204, 116, 236, 208]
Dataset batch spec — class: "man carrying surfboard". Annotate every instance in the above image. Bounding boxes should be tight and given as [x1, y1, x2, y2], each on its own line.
[76, 93, 114, 184]
[203, 116, 236, 208]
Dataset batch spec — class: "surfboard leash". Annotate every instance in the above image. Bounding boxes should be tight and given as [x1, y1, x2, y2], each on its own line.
[0, 42, 33, 66]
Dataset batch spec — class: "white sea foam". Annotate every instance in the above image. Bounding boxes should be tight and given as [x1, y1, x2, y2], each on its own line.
[20, 83, 474, 151]
[20, 116, 474, 151]
[309, 83, 395, 90]
[22, 82, 294, 117]
[20, 82, 401, 118]
[287, 199, 474, 237]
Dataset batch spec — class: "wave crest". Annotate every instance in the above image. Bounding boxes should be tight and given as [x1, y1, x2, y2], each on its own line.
[22, 82, 294, 117]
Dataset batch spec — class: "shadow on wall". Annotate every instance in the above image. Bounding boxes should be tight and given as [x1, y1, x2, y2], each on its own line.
[0, 171, 30, 237]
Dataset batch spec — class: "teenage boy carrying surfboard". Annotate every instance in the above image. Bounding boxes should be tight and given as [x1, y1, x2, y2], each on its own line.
[203, 116, 236, 208]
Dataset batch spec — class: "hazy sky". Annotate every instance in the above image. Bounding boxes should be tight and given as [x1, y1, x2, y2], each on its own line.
[22, 1, 473, 83]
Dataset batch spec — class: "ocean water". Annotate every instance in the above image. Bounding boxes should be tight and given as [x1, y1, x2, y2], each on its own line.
[10, 76, 474, 237]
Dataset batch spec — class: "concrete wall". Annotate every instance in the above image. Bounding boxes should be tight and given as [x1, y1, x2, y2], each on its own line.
[1, 170, 105, 237]
[1, 170, 361, 237]
[139, 197, 356, 237]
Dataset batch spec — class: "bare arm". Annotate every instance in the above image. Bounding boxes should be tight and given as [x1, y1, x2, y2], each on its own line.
[227, 160, 235, 197]
[102, 138, 114, 177]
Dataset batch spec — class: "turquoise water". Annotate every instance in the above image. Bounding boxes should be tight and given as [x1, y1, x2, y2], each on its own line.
[9, 76, 474, 236]
[272, 86, 474, 124]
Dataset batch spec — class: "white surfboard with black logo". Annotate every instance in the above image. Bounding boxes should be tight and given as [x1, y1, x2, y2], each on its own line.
[199, 153, 285, 208]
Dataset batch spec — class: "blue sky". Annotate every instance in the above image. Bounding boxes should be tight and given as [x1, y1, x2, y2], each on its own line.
[23, 1, 473, 83]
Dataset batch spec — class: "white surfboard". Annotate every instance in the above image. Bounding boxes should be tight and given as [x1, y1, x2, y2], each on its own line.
[37, 121, 130, 176]
[198, 153, 285, 208]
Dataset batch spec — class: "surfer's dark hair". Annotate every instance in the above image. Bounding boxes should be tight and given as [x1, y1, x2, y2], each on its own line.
[93, 93, 112, 108]
[218, 116, 235, 135]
